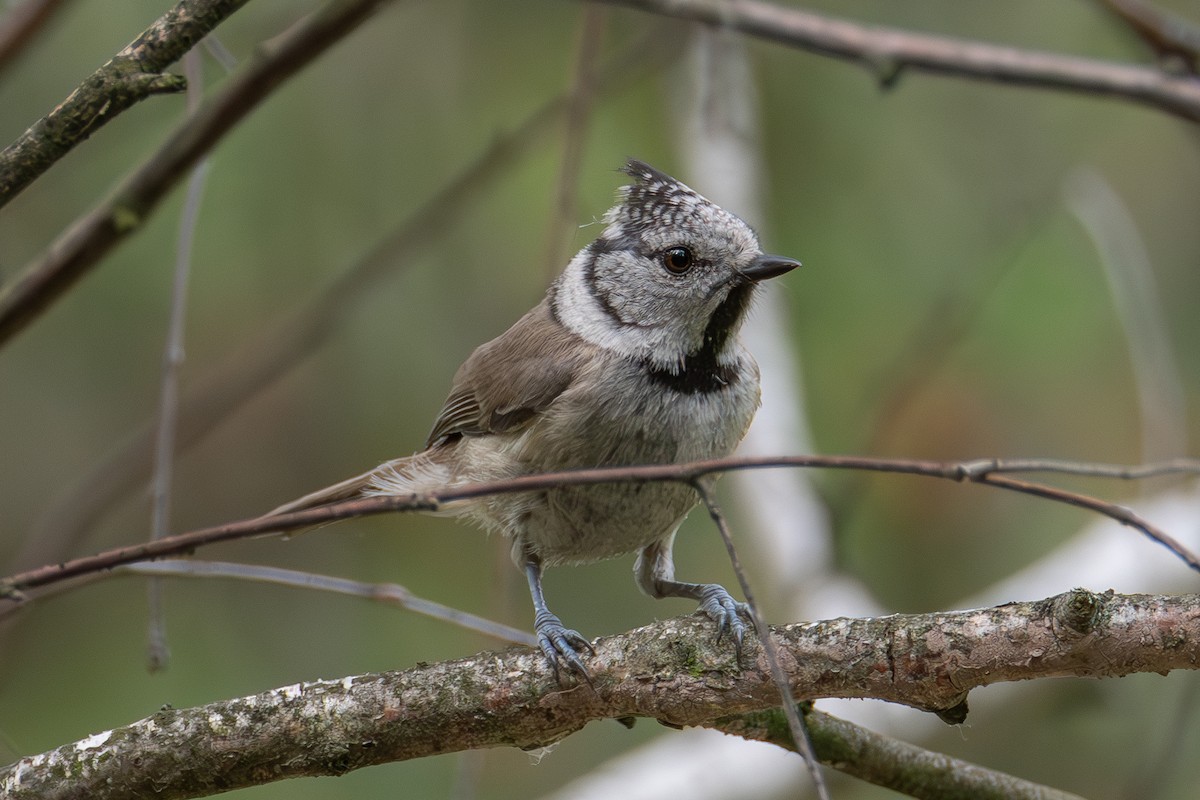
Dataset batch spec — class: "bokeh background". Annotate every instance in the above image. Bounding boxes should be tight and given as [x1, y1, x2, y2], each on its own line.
[1, 1, 1199, 798]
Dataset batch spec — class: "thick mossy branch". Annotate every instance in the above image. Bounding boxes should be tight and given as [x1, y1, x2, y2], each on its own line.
[2, 590, 1196, 799]
[0, 0, 249, 209]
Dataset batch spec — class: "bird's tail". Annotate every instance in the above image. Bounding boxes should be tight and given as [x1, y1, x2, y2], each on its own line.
[263, 453, 453, 518]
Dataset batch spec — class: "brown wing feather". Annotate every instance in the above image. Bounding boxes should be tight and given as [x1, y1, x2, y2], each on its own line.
[425, 390, 483, 445]
[266, 299, 591, 518]
[425, 298, 595, 447]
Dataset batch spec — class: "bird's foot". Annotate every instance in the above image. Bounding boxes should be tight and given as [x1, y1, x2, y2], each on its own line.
[534, 608, 594, 682]
[694, 584, 750, 658]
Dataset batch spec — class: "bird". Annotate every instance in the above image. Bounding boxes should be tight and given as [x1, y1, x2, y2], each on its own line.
[267, 160, 800, 678]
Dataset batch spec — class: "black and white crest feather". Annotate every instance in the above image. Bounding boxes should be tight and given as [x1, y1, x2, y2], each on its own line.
[597, 159, 754, 253]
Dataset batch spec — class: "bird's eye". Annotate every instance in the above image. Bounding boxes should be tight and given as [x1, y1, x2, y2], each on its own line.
[661, 246, 693, 274]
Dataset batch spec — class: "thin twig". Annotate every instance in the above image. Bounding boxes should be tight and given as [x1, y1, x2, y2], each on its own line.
[0, 0, 395, 346]
[1099, 0, 1200, 73]
[589, 0, 1200, 121]
[692, 480, 830, 800]
[146, 50, 210, 672]
[120, 560, 537, 646]
[541, 4, 606, 281]
[716, 707, 1088, 800]
[974, 472, 1200, 569]
[953, 456, 1200, 479]
[4, 454, 1198, 600]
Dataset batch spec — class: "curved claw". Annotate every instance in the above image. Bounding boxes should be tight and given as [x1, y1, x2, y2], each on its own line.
[695, 584, 750, 658]
[534, 608, 594, 682]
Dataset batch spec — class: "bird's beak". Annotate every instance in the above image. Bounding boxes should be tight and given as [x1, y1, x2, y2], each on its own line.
[741, 253, 801, 282]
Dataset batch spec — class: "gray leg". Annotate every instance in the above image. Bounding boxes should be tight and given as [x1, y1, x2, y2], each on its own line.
[523, 550, 593, 679]
[635, 537, 748, 652]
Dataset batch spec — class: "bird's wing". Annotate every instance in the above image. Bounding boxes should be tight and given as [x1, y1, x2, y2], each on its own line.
[426, 299, 596, 447]
[265, 300, 593, 517]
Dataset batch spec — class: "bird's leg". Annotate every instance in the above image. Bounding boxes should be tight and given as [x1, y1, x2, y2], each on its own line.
[523, 550, 594, 680]
[635, 537, 748, 655]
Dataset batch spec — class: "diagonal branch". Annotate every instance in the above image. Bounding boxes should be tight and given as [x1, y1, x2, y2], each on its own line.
[0, 0, 396, 347]
[692, 479, 829, 798]
[1, 589, 1195, 799]
[0, 0, 249, 208]
[119, 560, 538, 646]
[587, 0, 1200, 122]
[719, 707, 1087, 800]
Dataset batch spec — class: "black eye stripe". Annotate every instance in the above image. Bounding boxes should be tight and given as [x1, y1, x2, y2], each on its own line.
[582, 251, 653, 329]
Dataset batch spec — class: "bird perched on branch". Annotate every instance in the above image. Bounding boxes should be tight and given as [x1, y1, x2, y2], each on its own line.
[268, 160, 800, 678]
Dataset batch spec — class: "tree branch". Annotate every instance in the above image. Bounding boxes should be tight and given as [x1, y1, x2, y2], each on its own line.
[2, 589, 1194, 799]
[1099, 0, 1200, 73]
[0, 0, 249, 209]
[718, 707, 1087, 800]
[4, 454, 1197, 602]
[588, 0, 1200, 121]
[0, 0, 395, 346]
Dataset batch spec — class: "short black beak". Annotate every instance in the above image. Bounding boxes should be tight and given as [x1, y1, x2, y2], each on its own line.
[742, 253, 801, 282]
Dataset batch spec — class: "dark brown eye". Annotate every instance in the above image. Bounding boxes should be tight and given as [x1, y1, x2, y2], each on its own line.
[662, 246, 693, 274]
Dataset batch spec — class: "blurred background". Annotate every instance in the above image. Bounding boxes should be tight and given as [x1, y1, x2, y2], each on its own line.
[1, 1, 1199, 797]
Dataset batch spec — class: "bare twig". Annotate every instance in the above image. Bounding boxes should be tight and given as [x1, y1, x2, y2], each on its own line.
[0, 0, 71, 77]
[692, 481, 830, 800]
[541, 5, 606, 280]
[0, 0, 395, 346]
[0, 0, 248, 208]
[955, 456, 1200, 480]
[120, 560, 537, 646]
[2, 589, 1196, 799]
[146, 50, 210, 672]
[1100, 0, 1200, 73]
[4, 455, 1198, 600]
[717, 707, 1087, 800]
[588, 0, 1200, 121]
[969, 470, 1199, 568]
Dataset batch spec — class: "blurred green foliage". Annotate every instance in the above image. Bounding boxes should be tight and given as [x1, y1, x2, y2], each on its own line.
[1, 1, 1198, 798]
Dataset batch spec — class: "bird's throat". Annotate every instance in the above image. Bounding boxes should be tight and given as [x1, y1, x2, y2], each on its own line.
[641, 283, 755, 394]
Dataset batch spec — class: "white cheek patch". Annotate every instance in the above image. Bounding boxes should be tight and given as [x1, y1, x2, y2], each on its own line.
[550, 162, 766, 372]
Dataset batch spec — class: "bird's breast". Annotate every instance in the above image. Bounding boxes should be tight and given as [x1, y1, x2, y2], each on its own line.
[512, 350, 761, 564]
